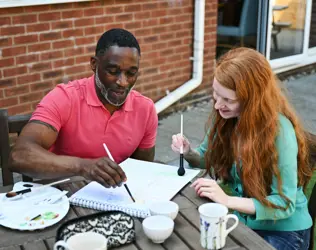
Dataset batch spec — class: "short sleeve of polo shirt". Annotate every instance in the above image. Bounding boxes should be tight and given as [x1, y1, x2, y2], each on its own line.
[138, 101, 158, 149]
[30, 84, 71, 132]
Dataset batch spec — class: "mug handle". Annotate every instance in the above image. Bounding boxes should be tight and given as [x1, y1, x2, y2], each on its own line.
[54, 240, 70, 250]
[224, 214, 239, 236]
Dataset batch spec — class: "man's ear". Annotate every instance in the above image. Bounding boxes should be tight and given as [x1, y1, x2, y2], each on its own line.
[90, 56, 97, 73]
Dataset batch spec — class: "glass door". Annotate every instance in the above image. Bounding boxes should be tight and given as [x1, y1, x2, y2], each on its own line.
[308, 0, 316, 55]
[266, 0, 309, 68]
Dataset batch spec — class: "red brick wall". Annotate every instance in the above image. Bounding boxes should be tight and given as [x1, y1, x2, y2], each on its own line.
[0, 0, 217, 115]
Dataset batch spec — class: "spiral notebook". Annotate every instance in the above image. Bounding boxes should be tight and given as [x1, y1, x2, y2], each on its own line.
[69, 181, 150, 218]
[69, 158, 201, 218]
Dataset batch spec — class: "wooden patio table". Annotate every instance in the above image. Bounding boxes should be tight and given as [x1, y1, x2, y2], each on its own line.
[0, 178, 275, 250]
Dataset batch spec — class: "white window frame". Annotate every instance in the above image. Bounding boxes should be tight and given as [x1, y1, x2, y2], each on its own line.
[0, 0, 97, 8]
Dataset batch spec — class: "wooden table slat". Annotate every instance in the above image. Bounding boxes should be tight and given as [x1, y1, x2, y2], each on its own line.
[173, 214, 206, 250]
[0, 246, 21, 250]
[162, 232, 191, 250]
[23, 240, 48, 250]
[227, 220, 276, 250]
[45, 237, 55, 250]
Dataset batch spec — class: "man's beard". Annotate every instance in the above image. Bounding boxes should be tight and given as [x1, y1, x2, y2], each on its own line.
[95, 69, 132, 107]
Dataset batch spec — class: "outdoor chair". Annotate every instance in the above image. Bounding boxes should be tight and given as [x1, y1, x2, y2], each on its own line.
[217, 0, 259, 48]
[0, 109, 32, 186]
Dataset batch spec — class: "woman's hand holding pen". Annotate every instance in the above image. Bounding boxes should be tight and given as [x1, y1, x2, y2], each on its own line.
[171, 133, 191, 155]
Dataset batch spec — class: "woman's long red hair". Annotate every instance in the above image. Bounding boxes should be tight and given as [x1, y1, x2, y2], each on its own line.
[206, 47, 312, 209]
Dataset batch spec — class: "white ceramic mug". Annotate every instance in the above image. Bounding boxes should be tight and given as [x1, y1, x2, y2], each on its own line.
[54, 232, 108, 250]
[198, 203, 239, 250]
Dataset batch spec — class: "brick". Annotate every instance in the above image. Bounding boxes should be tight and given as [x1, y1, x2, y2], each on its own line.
[62, 10, 83, 19]
[125, 4, 142, 12]
[17, 74, 41, 85]
[153, 26, 167, 34]
[0, 7, 24, 15]
[73, 1, 92, 8]
[176, 31, 190, 38]
[14, 35, 38, 45]
[51, 3, 73, 10]
[51, 20, 73, 29]
[152, 42, 167, 50]
[64, 47, 85, 57]
[1, 26, 25, 36]
[85, 45, 96, 53]
[43, 70, 62, 79]
[135, 11, 151, 20]
[75, 55, 90, 64]
[0, 97, 18, 107]
[74, 18, 95, 27]
[75, 37, 94, 46]
[85, 26, 105, 36]
[160, 17, 174, 25]
[152, 57, 167, 65]
[40, 32, 62, 41]
[0, 58, 14, 68]
[19, 92, 43, 104]
[16, 54, 39, 64]
[134, 28, 152, 36]
[143, 3, 158, 10]
[13, 14, 37, 24]
[39, 12, 61, 22]
[27, 23, 50, 33]
[105, 6, 123, 14]
[84, 7, 104, 16]
[0, 90, 3, 99]
[24, 5, 51, 12]
[151, 10, 167, 18]
[144, 68, 158, 75]
[0, 37, 12, 47]
[144, 35, 158, 43]
[5, 85, 29, 97]
[115, 14, 133, 22]
[63, 28, 84, 38]
[40, 51, 63, 61]
[143, 19, 158, 27]
[53, 40, 74, 49]
[65, 65, 86, 75]
[8, 104, 32, 115]
[0, 17, 11, 26]
[31, 62, 52, 71]
[53, 58, 75, 68]
[168, 40, 182, 47]
[160, 33, 175, 40]
[95, 16, 114, 24]
[0, 79, 16, 89]
[31, 81, 53, 91]
[3, 66, 27, 78]
[125, 21, 142, 30]
[28, 42, 51, 53]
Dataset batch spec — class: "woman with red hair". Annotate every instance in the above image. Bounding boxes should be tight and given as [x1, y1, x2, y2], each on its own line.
[171, 47, 313, 250]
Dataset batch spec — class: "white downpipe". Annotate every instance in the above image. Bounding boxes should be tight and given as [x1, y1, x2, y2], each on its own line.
[154, 0, 205, 114]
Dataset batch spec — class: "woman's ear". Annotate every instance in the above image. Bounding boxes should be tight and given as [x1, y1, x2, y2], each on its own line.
[90, 56, 97, 73]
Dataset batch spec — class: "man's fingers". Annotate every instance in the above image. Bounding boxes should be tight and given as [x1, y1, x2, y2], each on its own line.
[93, 174, 111, 188]
[100, 158, 126, 184]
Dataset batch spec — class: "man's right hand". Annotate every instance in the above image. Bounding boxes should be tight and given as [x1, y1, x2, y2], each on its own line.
[80, 157, 127, 188]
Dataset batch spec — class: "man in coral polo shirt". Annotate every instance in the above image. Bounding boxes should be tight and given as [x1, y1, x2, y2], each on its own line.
[9, 29, 158, 188]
